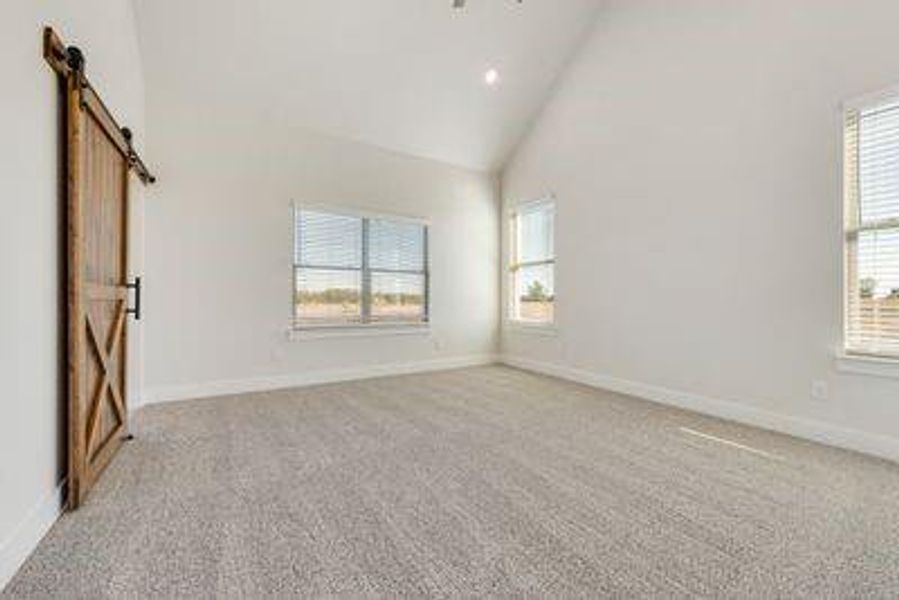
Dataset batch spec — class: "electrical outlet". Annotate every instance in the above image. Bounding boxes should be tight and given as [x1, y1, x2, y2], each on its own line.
[810, 380, 829, 402]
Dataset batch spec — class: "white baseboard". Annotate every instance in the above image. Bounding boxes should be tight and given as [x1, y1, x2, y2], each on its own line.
[501, 355, 899, 464]
[0, 479, 65, 592]
[142, 354, 498, 405]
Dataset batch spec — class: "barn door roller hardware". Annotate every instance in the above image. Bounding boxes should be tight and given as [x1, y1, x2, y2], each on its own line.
[42, 26, 156, 185]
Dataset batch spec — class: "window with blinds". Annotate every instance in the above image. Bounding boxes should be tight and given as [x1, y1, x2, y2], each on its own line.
[845, 97, 899, 358]
[294, 208, 428, 328]
[509, 200, 555, 324]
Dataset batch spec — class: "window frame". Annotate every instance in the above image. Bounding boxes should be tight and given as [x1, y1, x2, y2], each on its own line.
[292, 202, 430, 332]
[507, 197, 556, 328]
[842, 89, 899, 362]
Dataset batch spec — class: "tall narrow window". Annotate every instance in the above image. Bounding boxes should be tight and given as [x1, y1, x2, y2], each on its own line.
[845, 97, 899, 358]
[294, 207, 428, 328]
[509, 200, 555, 324]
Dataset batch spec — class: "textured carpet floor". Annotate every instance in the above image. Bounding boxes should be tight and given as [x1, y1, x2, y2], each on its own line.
[5, 365, 899, 598]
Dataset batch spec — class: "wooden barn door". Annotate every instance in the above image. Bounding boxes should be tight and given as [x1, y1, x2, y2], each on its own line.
[44, 28, 155, 508]
[67, 85, 131, 508]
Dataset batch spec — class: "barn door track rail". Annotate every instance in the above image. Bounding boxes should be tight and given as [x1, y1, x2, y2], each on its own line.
[43, 26, 156, 185]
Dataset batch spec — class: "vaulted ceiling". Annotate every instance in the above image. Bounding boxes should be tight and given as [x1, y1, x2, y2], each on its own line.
[133, 0, 602, 171]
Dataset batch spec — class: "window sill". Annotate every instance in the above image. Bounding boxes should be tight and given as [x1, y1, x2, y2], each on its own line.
[287, 324, 430, 341]
[503, 321, 558, 336]
[835, 352, 899, 380]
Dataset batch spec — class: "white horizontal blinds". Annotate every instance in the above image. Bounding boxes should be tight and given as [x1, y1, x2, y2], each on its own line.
[294, 208, 428, 327]
[368, 219, 428, 323]
[510, 202, 555, 323]
[295, 210, 364, 326]
[846, 100, 899, 357]
[518, 206, 554, 264]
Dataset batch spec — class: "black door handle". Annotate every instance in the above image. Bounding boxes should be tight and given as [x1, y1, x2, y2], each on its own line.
[126, 277, 141, 320]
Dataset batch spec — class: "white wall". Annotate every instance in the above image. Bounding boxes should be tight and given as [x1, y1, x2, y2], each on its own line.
[502, 0, 899, 456]
[142, 103, 499, 401]
[0, 0, 146, 588]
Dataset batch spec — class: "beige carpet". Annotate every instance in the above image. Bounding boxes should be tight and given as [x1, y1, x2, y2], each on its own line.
[5, 365, 899, 598]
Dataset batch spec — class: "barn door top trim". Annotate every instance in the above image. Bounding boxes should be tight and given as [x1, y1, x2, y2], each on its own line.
[42, 26, 156, 185]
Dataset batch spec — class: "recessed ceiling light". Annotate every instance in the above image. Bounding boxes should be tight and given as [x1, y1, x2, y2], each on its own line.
[484, 68, 499, 86]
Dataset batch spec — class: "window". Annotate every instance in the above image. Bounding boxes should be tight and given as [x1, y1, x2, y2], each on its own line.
[294, 207, 428, 328]
[844, 96, 899, 359]
[509, 200, 555, 324]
